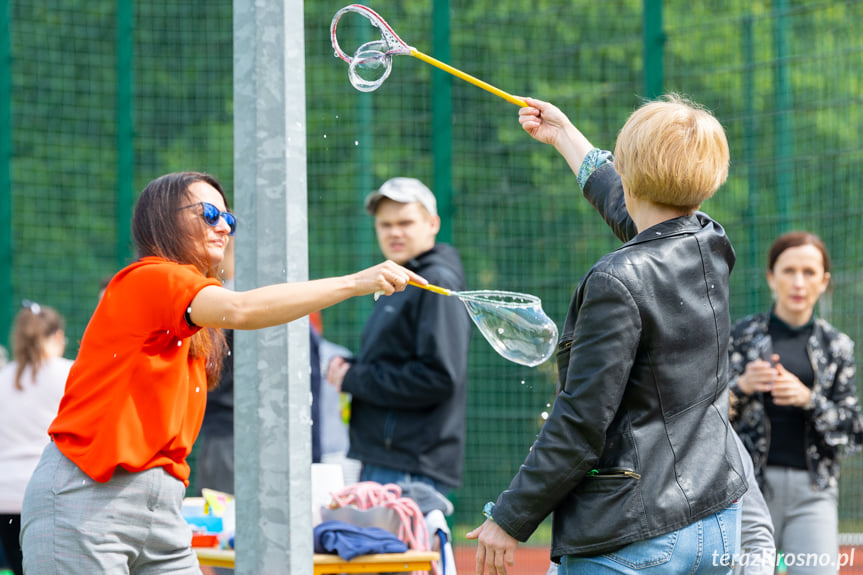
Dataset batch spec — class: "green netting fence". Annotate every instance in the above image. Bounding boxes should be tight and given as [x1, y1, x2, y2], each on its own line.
[3, 0, 863, 542]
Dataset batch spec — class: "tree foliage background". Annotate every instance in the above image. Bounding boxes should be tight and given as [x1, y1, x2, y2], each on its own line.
[6, 0, 863, 534]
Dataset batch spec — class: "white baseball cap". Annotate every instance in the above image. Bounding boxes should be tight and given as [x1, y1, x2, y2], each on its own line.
[364, 177, 438, 217]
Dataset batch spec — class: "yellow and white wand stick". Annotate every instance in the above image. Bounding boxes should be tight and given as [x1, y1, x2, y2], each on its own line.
[408, 49, 526, 107]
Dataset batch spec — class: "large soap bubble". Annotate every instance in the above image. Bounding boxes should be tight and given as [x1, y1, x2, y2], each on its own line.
[457, 290, 558, 367]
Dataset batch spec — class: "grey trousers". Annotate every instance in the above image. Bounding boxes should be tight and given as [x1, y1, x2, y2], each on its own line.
[764, 466, 839, 575]
[20, 442, 201, 575]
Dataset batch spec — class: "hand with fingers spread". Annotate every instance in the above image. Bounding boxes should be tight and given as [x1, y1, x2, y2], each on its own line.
[466, 520, 518, 575]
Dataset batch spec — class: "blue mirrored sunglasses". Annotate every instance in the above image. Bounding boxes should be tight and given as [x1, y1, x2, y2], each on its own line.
[179, 201, 237, 235]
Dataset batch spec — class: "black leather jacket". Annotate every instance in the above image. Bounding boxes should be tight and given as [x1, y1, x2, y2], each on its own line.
[342, 244, 471, 488]
[492, 164, 748, 559]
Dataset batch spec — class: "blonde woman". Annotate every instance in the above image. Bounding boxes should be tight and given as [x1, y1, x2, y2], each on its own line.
[0, 301, 72, 575]
[470, 96, 746, 574]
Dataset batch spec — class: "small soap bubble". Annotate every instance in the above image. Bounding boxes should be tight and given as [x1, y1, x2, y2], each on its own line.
[347, 40, 392, 92]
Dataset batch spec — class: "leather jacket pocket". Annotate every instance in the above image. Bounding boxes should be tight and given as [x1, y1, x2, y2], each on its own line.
[587, 467, 642, 480]
[562, 466, 643, 549]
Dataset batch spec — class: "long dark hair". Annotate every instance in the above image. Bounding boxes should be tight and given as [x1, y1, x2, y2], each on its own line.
[132, 172, 228, 389]
[13, 302, 64, 390]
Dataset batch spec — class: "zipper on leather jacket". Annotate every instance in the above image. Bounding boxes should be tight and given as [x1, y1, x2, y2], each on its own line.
[587, 468, 641, 480]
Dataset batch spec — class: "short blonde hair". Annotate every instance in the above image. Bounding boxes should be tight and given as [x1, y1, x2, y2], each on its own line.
[613, 94, 729, 212]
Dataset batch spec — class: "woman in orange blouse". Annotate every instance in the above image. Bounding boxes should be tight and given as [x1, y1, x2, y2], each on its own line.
[20, 172, 424, 574]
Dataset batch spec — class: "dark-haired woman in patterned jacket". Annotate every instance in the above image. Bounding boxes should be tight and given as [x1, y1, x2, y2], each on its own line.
[730, 230, 863, 575]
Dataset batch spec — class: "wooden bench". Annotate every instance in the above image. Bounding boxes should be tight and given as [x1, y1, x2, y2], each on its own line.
[195, 547, 439, 574]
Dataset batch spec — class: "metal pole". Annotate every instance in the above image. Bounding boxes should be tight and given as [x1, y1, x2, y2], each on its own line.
[233, 0, 312, 573]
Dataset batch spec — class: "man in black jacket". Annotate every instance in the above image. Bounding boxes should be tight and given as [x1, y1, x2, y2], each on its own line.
[326, 178, 471, 495]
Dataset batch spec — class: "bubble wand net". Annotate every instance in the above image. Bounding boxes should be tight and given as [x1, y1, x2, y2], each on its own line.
[330, 4, 526, 107]
[408, 281, 558, 367]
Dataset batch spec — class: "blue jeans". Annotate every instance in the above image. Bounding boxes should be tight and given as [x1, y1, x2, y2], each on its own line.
[360, 463, 451, 496]
[558, 501, 741, 574]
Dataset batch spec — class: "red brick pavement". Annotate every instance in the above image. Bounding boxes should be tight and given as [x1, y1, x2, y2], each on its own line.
[454, 545, 863, 574]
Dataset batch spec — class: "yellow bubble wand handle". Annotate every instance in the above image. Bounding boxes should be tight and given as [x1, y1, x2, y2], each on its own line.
[408, 280, 453, 296]
[409, 49, 526, 107]
[374, 280, 452, 302]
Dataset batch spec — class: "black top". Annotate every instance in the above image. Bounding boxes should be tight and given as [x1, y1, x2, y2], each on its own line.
[765, 312, 815, 469]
